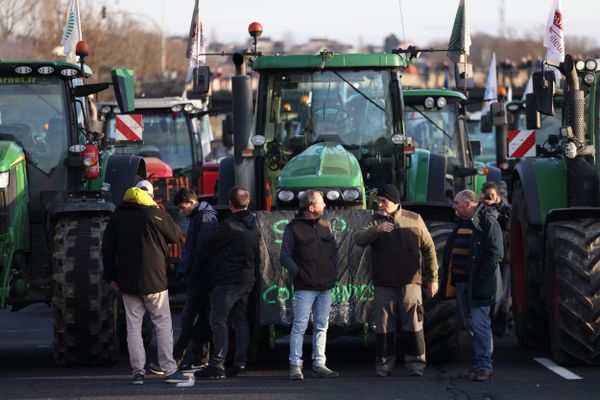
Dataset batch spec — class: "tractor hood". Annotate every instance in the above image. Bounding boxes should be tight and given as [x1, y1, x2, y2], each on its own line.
[0, 141, 25, 172]
[278, 142, 363, 188]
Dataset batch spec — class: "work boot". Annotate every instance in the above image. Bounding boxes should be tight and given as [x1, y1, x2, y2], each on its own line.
[312, 365, 339, 378]
[458, 368, 477, 380]
[472, 369, 493, 382]
[290, 365, 304, 381]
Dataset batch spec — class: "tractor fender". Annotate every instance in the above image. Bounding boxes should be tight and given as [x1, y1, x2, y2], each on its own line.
[513, 158, 567, 225]
[47, 200, 115, 220]
[104, 154, 147, 204]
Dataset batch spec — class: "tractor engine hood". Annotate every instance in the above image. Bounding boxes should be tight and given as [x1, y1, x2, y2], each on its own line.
[278, 142, 363, 188]
[0, 141, 25, 172]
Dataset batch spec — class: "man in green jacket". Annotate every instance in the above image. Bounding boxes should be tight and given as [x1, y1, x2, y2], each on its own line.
[355, 184, 438, 377]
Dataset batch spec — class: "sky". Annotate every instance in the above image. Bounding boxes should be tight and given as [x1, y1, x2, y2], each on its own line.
[109, 0, 596, 48]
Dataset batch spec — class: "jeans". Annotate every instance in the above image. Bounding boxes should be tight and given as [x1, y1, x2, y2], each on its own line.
[122, 290, 178, 376]
[209, 282, 254, 369]
[289, 289, 332, 368]
[173, 278, 211, 364]
[456, 282, 493, 372]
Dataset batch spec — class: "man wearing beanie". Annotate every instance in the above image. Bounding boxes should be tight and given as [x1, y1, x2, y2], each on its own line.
[355, 184, 438, 377]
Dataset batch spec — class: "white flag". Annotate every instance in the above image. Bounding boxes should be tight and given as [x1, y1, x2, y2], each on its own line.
[543, 0, 565, 62]
[447, 0, 471, 63]
[186, 0, 206, 82]
[521, 73, 533, 101]
[60, 0, 82, 63]
[482, 53, 497, 113]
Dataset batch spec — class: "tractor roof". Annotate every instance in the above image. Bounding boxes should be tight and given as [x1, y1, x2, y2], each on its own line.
[252, 53, 410, 71]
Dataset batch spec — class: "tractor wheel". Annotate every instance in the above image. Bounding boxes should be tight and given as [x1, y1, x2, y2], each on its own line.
[52, 215, 119, 365]
[545, 219, 600, 365]
[424, 221, 460, 362]
[510, 181, 548, 349]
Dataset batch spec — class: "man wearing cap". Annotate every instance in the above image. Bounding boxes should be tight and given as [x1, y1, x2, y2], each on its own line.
[102, 181, 189, 385]
[355, 184, 438, 377]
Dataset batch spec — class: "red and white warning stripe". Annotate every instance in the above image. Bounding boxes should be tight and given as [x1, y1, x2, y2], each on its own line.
[508, 129, 536, 158]
[115, 114, 143, 142]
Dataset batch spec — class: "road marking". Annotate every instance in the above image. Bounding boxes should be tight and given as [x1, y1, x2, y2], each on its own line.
[534, 357, 582, 380]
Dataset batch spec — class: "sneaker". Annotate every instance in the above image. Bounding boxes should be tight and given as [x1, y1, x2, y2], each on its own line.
[375, 369, 391, 377]
[148, 362, 165, 375]
[312, 365, 339, 378]
[290, 365, 304, 381]
[132, 373, 145, 385]
[472, 369, 493, 382]
[165, 370, 191, 384]
[408, 369, 424, 377]
[228, 365, 247, 377]
[194, 366, 226, 380]
[458, 368, 477, 380]
[180, 362, 208, 373]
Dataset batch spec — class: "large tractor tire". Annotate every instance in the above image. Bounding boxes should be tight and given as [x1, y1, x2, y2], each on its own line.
[510, 181, 548, 349]
[424, 221, 460, 363]
[52, 215, 119, 365]
[545, 219, 600, 365]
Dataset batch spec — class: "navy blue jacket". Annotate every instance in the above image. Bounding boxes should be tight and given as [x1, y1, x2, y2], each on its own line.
[440, 205, 503, 307]
[177, 201, 219, 281]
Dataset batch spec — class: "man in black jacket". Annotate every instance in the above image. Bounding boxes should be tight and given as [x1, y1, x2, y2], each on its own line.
[196, 186, 260, 379]
[172, 188, 219, 372]
[280, 190, 340, 381]
[102, 183, 189, 385]
[440, 190, 503, 382]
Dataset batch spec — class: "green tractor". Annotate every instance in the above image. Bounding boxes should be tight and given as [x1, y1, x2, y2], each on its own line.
[511, 55, 600, 365]
[210, 42, 502, 361]
[0, 45, 146, 365]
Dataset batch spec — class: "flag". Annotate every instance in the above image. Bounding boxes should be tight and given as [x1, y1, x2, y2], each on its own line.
[60, 0, 82, 63]
[447, 0, 471, 63]
[186, 0, 206, 82]
[482, 53, 497, 113]
[521, 73, 533, 101]
[543, 0, 565, 62]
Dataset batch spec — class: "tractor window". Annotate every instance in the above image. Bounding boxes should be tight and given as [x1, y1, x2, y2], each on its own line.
[111, 111, 193, 171]
[0, 76, 67, 174]
[404, 104, 461, 157]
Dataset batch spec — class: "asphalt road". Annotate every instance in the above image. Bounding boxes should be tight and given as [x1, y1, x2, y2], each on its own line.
[1, 304, 599, 400]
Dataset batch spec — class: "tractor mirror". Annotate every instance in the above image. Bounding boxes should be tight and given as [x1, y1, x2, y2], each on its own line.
[525, 93, 541, 130]
[491, 102, 507, 126]
[190, 65, 212, 96]
[454, 62, 474, 90]
[111, 68, 136, 113]
[532, 71, 555, 116]
[469, 140, 482, 157]
[480, 112, 493, 133]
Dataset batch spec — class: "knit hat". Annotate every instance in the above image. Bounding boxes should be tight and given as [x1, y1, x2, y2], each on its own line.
[135, 180, 154, 198]
[378, 184, 400, 204]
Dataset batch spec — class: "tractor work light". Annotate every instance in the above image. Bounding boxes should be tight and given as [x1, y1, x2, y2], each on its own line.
[326, 190, 341, 201]
[424, 97, 435, 109]
[436, 97, 447, 108]
[575, 60, 586, 71]
[184, 104, 194, 112]
[69, 144, 86, 153]
[583, 73, 595, 86]
[391, 134, 405, 145]
[37, 66, 54, 75]
[0, 171, 9, 189]
[112, 107, 121, 114]
[277, 190, 294, 202]
[171, 105, 183, 112]
[342, 189, 360, 202]
[15, 66, 32, 74]
[251, 135, 266, 146]
[100, 105, 112, 115]
[585, 59, 598, 71]
[60, 68, 79, 77]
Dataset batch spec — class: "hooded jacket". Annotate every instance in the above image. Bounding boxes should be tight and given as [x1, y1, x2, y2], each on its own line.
[102, 187, 182, 295]
[440, 205, 503, 307]
[177, 201, 219, 280]
[203, 209, 260, 286]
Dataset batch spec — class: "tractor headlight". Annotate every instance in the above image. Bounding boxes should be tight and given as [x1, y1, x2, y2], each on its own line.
[0, 172, 8, 189]
[326, 190, 340, 201]
[436, 97, 447, 108]
[583, 73, 595, 86]
[585, 59, 598, 71]
[183, 104, 194, 112]
[575, 60, 586, 71]
[424, 97, 435, 109]
[171, 105, 183, 112]
[277, 190, 294, 202]
[342, 189, 360, 201]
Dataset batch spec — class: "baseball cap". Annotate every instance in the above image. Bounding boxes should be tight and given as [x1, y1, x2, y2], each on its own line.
[135, 180, 154, 197]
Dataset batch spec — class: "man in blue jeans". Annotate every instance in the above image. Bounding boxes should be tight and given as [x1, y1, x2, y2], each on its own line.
[440, 190, 503, 382]
[280, 190, 340, 380]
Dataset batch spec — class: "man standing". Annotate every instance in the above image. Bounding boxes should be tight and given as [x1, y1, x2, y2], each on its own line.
[441, 190, 503, 382]
[355, 184, 438, 377]
[102, 181, 189, 385]
[196, 187, 260, 379]
[172, 188, 219, 372]
[280, 190, 339, 381]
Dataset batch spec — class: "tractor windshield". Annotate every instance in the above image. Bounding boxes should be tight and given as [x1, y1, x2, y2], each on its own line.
[404, 104, 460, 157]
[0, 76, 68, 174]
[110, 111, 193, 170]
[264, 69, 396, 189]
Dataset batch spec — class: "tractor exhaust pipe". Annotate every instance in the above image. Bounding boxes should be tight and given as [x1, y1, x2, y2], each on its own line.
[563, 55, 586, 144]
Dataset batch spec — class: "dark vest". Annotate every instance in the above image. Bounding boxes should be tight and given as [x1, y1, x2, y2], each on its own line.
[287, 216, 337, 291]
